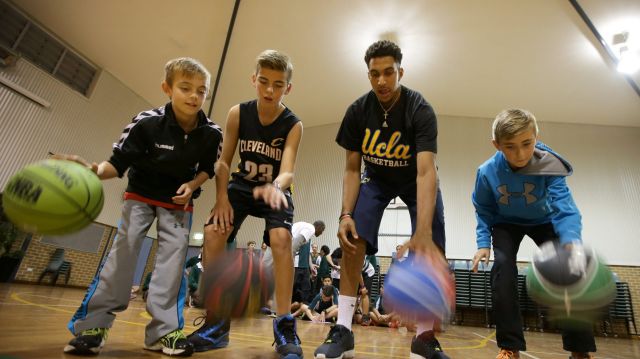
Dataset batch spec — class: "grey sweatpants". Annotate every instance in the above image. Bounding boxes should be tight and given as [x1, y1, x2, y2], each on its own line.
[68, 199, 191, 346]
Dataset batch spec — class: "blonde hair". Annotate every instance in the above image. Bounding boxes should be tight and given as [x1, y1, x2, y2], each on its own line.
[255, 49, 293, 82]
[492, 108, 538, 143]
[164, 57, 211, 89]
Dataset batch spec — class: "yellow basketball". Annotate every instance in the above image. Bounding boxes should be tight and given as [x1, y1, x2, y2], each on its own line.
[2, 159, 104, 235]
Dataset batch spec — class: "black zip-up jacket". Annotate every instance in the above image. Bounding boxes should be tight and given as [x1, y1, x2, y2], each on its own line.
[109, 103, 223, 205]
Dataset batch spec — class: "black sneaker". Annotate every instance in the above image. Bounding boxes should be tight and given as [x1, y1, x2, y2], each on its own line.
[314, 324, 355, 359]
[569, 354, 593, 359]
[186, 317, 230, 352]
[272, 314, 303, 359]
[63, 328, 109, 355]
[410, 330, 449, 359]
[144, 329, 193, 357]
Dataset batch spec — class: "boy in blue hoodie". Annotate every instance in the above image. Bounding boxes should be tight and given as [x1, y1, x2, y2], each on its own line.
[471, 109, 594, 359]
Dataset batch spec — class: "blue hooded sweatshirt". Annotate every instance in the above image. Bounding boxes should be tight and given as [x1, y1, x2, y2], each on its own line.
[472, 142, 582, 249]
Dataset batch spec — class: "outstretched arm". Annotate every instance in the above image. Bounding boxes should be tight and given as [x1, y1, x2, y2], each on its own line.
[50, 153, 118, 180]
[410, 151, 439, 254]
[471, 169, 496, 271]
[207, 105, 240, 233]
[337, 150, 362, 255]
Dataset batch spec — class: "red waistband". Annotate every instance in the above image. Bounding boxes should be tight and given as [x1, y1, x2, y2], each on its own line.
[123, 192, 193, 212]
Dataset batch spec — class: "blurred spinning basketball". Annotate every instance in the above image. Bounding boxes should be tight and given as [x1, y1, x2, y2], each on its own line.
[2, 159, 104, 235]
[526, 241, 615, 318]
[201, 249, 274, 319]
[383, 251, 455, 322]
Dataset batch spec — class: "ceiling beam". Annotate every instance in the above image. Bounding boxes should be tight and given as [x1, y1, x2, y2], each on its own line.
[208, 0, 242, 117]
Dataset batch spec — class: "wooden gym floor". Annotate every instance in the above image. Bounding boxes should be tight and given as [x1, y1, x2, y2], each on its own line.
[0, 283, 638, 359]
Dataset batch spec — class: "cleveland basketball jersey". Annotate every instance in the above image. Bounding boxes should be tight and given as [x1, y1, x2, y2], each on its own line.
[231, 100, 300, 190]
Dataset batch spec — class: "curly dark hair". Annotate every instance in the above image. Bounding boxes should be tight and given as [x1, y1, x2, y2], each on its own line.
[364, 40, 403, 66]
[320, 245, 330, 256]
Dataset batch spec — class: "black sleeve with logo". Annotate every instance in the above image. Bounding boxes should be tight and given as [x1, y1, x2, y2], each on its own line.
[406, 90, 437, 154]
[109, 103, 223, 204]
[335, 97, 366, 152]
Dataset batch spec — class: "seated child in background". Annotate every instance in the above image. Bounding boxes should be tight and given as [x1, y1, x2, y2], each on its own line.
[368, 284, 398, 327]
[298, 285, 338, 323]
[292, 275, 339, 316]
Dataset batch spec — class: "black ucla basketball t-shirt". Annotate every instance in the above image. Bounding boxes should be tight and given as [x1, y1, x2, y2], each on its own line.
[335, 86, 437, 187]
[231, 100, 300, 190]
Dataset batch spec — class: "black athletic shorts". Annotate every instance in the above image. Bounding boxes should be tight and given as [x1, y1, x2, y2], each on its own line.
[206, 181, 294, 244]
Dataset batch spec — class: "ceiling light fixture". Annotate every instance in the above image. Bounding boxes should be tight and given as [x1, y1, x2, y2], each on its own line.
[612, 31, 640, 75]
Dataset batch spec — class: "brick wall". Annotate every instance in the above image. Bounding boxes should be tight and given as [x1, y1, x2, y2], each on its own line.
[13, 224, 116, 287]
[11, 221, 163, 298]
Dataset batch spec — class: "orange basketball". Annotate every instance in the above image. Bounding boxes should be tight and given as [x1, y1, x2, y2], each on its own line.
[201, 249, 274, 319]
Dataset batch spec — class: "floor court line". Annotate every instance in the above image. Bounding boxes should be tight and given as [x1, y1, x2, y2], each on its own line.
[7, 291, 405, 357]
[14, 291, 149, 309]
[11, 289, 500, 357]
[473, 332, 543, 359]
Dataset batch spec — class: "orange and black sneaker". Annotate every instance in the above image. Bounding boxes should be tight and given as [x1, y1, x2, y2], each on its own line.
[496, 348, 520, 359]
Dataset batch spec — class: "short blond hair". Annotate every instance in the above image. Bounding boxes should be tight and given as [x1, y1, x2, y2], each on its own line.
[255, 49, 293, 82]
[164, 57, 211, 89]
[492, 108, 538, 143]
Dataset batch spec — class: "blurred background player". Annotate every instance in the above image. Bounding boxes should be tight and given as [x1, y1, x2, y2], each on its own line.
[292, 220, 326, 305]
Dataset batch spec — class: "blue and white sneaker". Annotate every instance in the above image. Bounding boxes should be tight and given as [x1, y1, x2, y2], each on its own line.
[186, 317, 230, 352]
[273, 314, 303, 359]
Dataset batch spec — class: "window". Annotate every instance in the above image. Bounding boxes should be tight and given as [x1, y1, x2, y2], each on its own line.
[0, 0, 98, 96]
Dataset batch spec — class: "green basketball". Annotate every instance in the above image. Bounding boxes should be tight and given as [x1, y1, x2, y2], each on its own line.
[2, 159, 104, 235]
[526, 242, 615, 318]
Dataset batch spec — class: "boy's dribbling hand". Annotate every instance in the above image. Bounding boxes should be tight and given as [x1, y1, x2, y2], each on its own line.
[253, 183, 288, 210]
[471, 248, 491, 273]
[49, 152, 99, 174]
[408, 233, 448, 269]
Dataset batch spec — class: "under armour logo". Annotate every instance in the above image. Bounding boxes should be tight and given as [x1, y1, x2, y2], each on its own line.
[497, 183, 537, 205]
[173, 212, 185, 228]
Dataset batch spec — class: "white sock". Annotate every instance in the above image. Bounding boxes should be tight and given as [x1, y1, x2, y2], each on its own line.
[416, 320, 434, 336]
[336, 295, 357, 330]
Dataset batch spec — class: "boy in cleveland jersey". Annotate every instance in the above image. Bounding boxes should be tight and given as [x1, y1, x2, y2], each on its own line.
[313, 40, 448, 359]
[187, 50, 304, 359]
